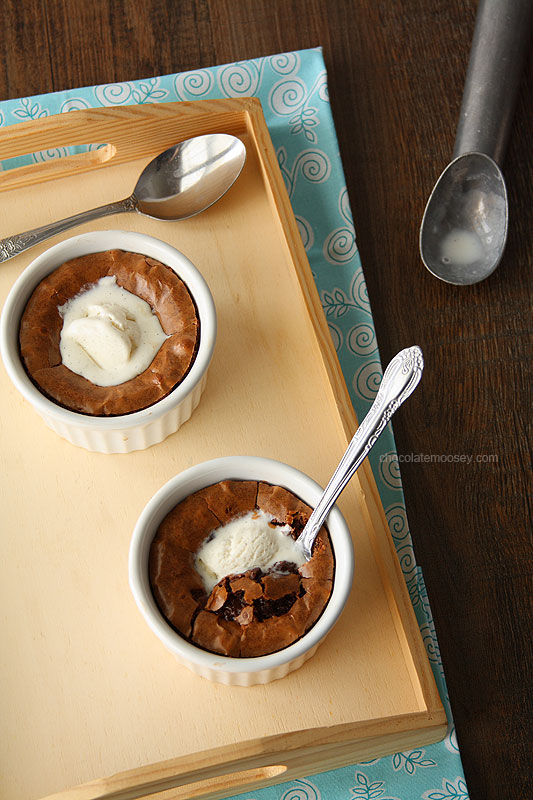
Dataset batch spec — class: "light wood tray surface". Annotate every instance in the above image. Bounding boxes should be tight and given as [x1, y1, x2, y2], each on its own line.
[0, 98, 446, 800]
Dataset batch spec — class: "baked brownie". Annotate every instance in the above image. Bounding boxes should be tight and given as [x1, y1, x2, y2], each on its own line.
[18, 249, 199, 415]
[149, 480, 334, 658]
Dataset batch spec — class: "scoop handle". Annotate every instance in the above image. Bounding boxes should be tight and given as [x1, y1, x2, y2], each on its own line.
[454, 0, 533, 163]
[296, 346, 424, 561]
[0, 197, 136, 264]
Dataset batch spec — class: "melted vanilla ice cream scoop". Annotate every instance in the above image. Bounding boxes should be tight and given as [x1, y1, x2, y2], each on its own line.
[59, 276, 167, 386]
[195, 509, 306, 592]
[440, 228, 485, 266]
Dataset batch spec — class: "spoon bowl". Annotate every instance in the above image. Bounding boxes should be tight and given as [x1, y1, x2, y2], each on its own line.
[419, 0, 532, 285]
[134, 134, 247, 221]
[0, 133, 247, 263]
[419, 152, 508, 286]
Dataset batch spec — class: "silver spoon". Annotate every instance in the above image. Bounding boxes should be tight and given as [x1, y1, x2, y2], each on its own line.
[419, 0, 533, 285]
[297, 346, 424, 561]
[0, 133, 247, 263]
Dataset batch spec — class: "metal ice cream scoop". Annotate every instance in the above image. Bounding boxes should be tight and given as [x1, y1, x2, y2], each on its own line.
[296, 346, 424, 561]
[419, 0, 533, 285]
[0, 133, 247, 263]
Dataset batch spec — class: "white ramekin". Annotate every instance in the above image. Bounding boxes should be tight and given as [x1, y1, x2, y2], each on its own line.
[129, 456, 354, 686]
[0, 230, 216, 453]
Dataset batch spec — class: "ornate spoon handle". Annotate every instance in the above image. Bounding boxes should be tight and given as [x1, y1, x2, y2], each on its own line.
[0, 196, 137, 263]
[296, 346, 424, 560]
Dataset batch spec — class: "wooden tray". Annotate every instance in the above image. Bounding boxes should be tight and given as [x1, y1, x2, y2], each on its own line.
[0, 98, 446, 800]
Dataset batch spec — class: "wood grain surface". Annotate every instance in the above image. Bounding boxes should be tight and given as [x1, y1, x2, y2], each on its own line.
[0, 101, 446, 800]
[1, 2, 531, 799]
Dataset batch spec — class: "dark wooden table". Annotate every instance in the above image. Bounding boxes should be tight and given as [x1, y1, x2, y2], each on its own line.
[2, 2, 531, 798]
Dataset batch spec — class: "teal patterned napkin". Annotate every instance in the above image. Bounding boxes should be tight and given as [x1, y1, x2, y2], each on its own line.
[0, 47, 469, 800]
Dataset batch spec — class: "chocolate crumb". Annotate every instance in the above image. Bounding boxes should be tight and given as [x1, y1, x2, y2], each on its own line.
[205, 582, 228, 612]
[272, 560, 299, 574]
[219, 589, 247, 622]
[248, 567, 262, 580]
[253, 593, 298, 622]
